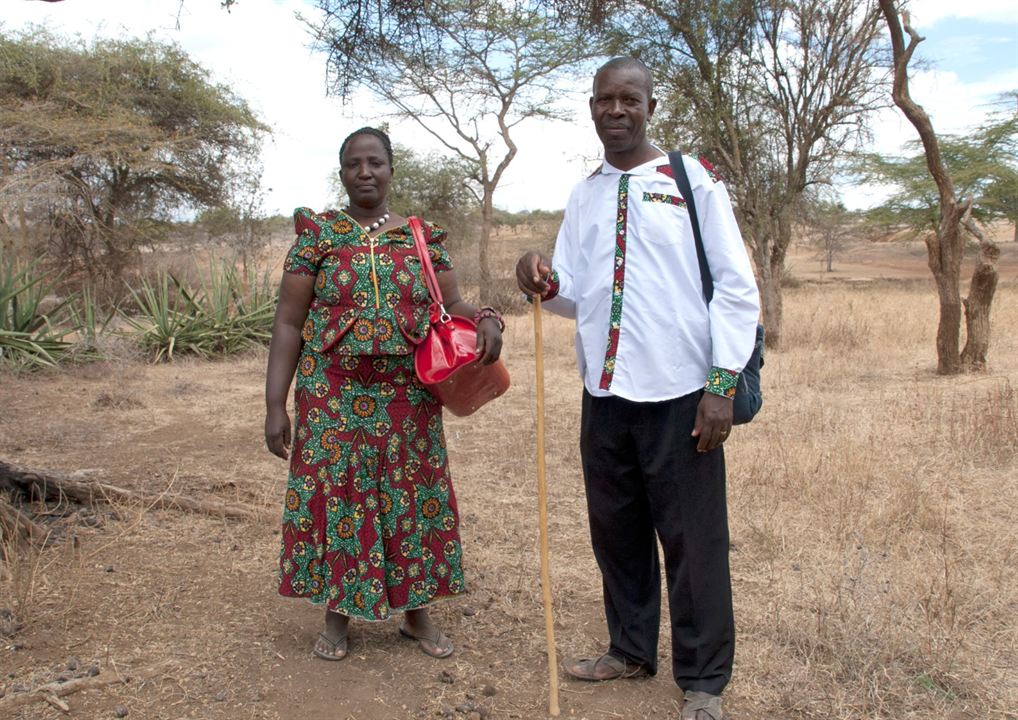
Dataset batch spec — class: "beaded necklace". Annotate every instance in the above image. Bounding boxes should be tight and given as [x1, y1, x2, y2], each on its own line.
[345, 208, 389, 232]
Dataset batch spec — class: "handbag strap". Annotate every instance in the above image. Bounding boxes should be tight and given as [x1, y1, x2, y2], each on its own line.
[668, 150, 714, 304]
[408, 215, 446, 311]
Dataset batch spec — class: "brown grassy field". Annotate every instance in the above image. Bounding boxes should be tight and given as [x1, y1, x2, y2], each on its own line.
[1, 226, 1017, 720]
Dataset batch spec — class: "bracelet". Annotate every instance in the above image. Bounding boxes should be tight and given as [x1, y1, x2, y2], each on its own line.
[474, 306, 505, 332]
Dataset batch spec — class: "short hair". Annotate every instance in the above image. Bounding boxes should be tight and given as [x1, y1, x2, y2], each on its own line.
[593, 56, 654, 98]
[339, 127, 394, 166]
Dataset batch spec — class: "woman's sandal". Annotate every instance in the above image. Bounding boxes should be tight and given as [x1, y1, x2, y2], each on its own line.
[398, 623, 454, 659]
[312, 632, 348, 661]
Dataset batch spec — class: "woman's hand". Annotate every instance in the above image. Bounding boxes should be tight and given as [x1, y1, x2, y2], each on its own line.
[264, 272, 315, 460]
[475, 317, 503, 365]
[435, 268, 503, 365]
[265, 405, 292, 460]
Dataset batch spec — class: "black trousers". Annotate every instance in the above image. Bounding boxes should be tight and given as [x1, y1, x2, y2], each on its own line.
[580, 389, 734, 695]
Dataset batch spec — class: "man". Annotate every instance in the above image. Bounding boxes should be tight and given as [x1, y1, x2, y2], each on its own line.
[515, 57, 759, 720]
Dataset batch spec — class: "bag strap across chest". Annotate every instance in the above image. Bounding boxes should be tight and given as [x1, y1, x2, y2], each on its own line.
[408, 216, 449, 319]
[668, 150, 714, 305]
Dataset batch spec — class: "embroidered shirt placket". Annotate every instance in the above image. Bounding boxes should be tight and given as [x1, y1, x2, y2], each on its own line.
[598, 173, 631, 391]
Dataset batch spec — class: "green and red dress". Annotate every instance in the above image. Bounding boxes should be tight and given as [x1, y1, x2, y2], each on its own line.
[277, 207, 465, 621]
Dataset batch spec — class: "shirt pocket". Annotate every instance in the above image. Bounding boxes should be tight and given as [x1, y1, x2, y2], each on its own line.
[638, 192, 690, 246]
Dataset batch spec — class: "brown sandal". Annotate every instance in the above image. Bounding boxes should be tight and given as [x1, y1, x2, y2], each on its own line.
[681, 690, 723, 720]
[312, 632, 348, 661]
[564, 653, 650, 681]
[398, 623, 454, 659]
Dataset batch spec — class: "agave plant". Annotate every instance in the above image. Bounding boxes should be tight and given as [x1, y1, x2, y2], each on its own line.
[67, 285, 117, 350]
[0, 254, 74, 368]
[123, 271, 206, 362]
[198, 260, 276, 353]
[123, 259, 276, 362]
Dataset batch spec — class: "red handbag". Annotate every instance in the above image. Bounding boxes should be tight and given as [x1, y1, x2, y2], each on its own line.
[408, 216, 510, 416]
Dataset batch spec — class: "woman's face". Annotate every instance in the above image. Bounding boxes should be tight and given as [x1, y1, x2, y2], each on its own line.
[340, 133, 393, 210]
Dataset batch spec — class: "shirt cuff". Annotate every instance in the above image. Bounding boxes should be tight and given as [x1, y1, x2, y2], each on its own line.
[704, 367, 739, 398]
[525, 270, 561, 303]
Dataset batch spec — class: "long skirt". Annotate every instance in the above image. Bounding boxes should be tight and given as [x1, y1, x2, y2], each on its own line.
[277, 352, 465, 621]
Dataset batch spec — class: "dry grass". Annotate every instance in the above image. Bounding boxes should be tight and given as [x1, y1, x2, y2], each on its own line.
[726, 281, 1018, 719]
[1, 235, 1017, 719]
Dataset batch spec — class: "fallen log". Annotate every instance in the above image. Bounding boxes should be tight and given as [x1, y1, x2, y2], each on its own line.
[0, 461, 265, 521]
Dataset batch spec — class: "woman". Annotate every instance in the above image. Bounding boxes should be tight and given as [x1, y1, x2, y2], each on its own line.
[264, 127, 504, 661]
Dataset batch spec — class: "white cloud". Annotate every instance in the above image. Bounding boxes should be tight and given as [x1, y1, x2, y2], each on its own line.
[909, 0, 1018, 26]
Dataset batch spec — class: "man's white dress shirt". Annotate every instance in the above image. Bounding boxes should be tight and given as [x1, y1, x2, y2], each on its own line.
[542, 152, 760, 403]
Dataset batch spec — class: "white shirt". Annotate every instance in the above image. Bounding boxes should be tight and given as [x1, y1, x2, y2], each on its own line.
[543, 152, 760, 402]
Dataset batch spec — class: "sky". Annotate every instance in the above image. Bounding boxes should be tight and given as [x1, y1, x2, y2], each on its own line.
[4, 0, 1017, 215]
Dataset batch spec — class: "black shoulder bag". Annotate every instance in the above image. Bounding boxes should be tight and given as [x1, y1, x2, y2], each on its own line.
[668, 151, 764, 425]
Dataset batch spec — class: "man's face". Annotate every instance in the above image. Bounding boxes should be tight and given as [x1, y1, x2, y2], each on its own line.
[589, 66, 656, 161]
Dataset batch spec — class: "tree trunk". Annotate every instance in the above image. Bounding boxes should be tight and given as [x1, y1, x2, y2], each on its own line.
[927, 200, 968, 375]
[960, 220, 1000, 370]
[757, 226, 783, 348]
[478, 187, 494, 305]
[765, 210, 794, 349]
[759, 274, 782, 349]
[931, 272, 962, 374]
[880, 2, 1000, 375]
[743, 221, 779, 348]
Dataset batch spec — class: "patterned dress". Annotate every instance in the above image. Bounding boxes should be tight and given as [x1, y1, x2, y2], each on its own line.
[277, 207, 465, 621]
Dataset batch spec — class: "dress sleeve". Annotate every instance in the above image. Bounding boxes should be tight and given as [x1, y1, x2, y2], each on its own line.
[425, 221, 454, 273]
[284, 207, 325, 276]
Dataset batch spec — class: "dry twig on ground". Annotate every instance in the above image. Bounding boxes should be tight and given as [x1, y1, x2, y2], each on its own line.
[0, 660, 175, 712]
[0, 461, 265, 525]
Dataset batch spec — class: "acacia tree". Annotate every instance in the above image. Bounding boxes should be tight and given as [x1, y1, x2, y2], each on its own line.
[603, 0, 887, 347]
[0, 28, 267, 284]
[310, 0, 599, 301]
[857, 104, 1018, 238]
[968, 96, 1018, 244]
[878, 2, 1002, 373]
[803, 199, 859, 272]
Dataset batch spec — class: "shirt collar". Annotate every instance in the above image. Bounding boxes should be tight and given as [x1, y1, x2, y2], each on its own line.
[598, 146, 667, 176]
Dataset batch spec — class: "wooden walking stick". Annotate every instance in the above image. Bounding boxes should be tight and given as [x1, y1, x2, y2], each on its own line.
[533, 296, 560, 716]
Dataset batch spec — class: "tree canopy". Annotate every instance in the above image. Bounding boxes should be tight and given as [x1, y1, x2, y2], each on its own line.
[609, 0, 887, 346]
[858, 96, 1018, 239]
[310, 0, 601, 301]
[0, 28, 268, 281]
[316, 0, 890, 341]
